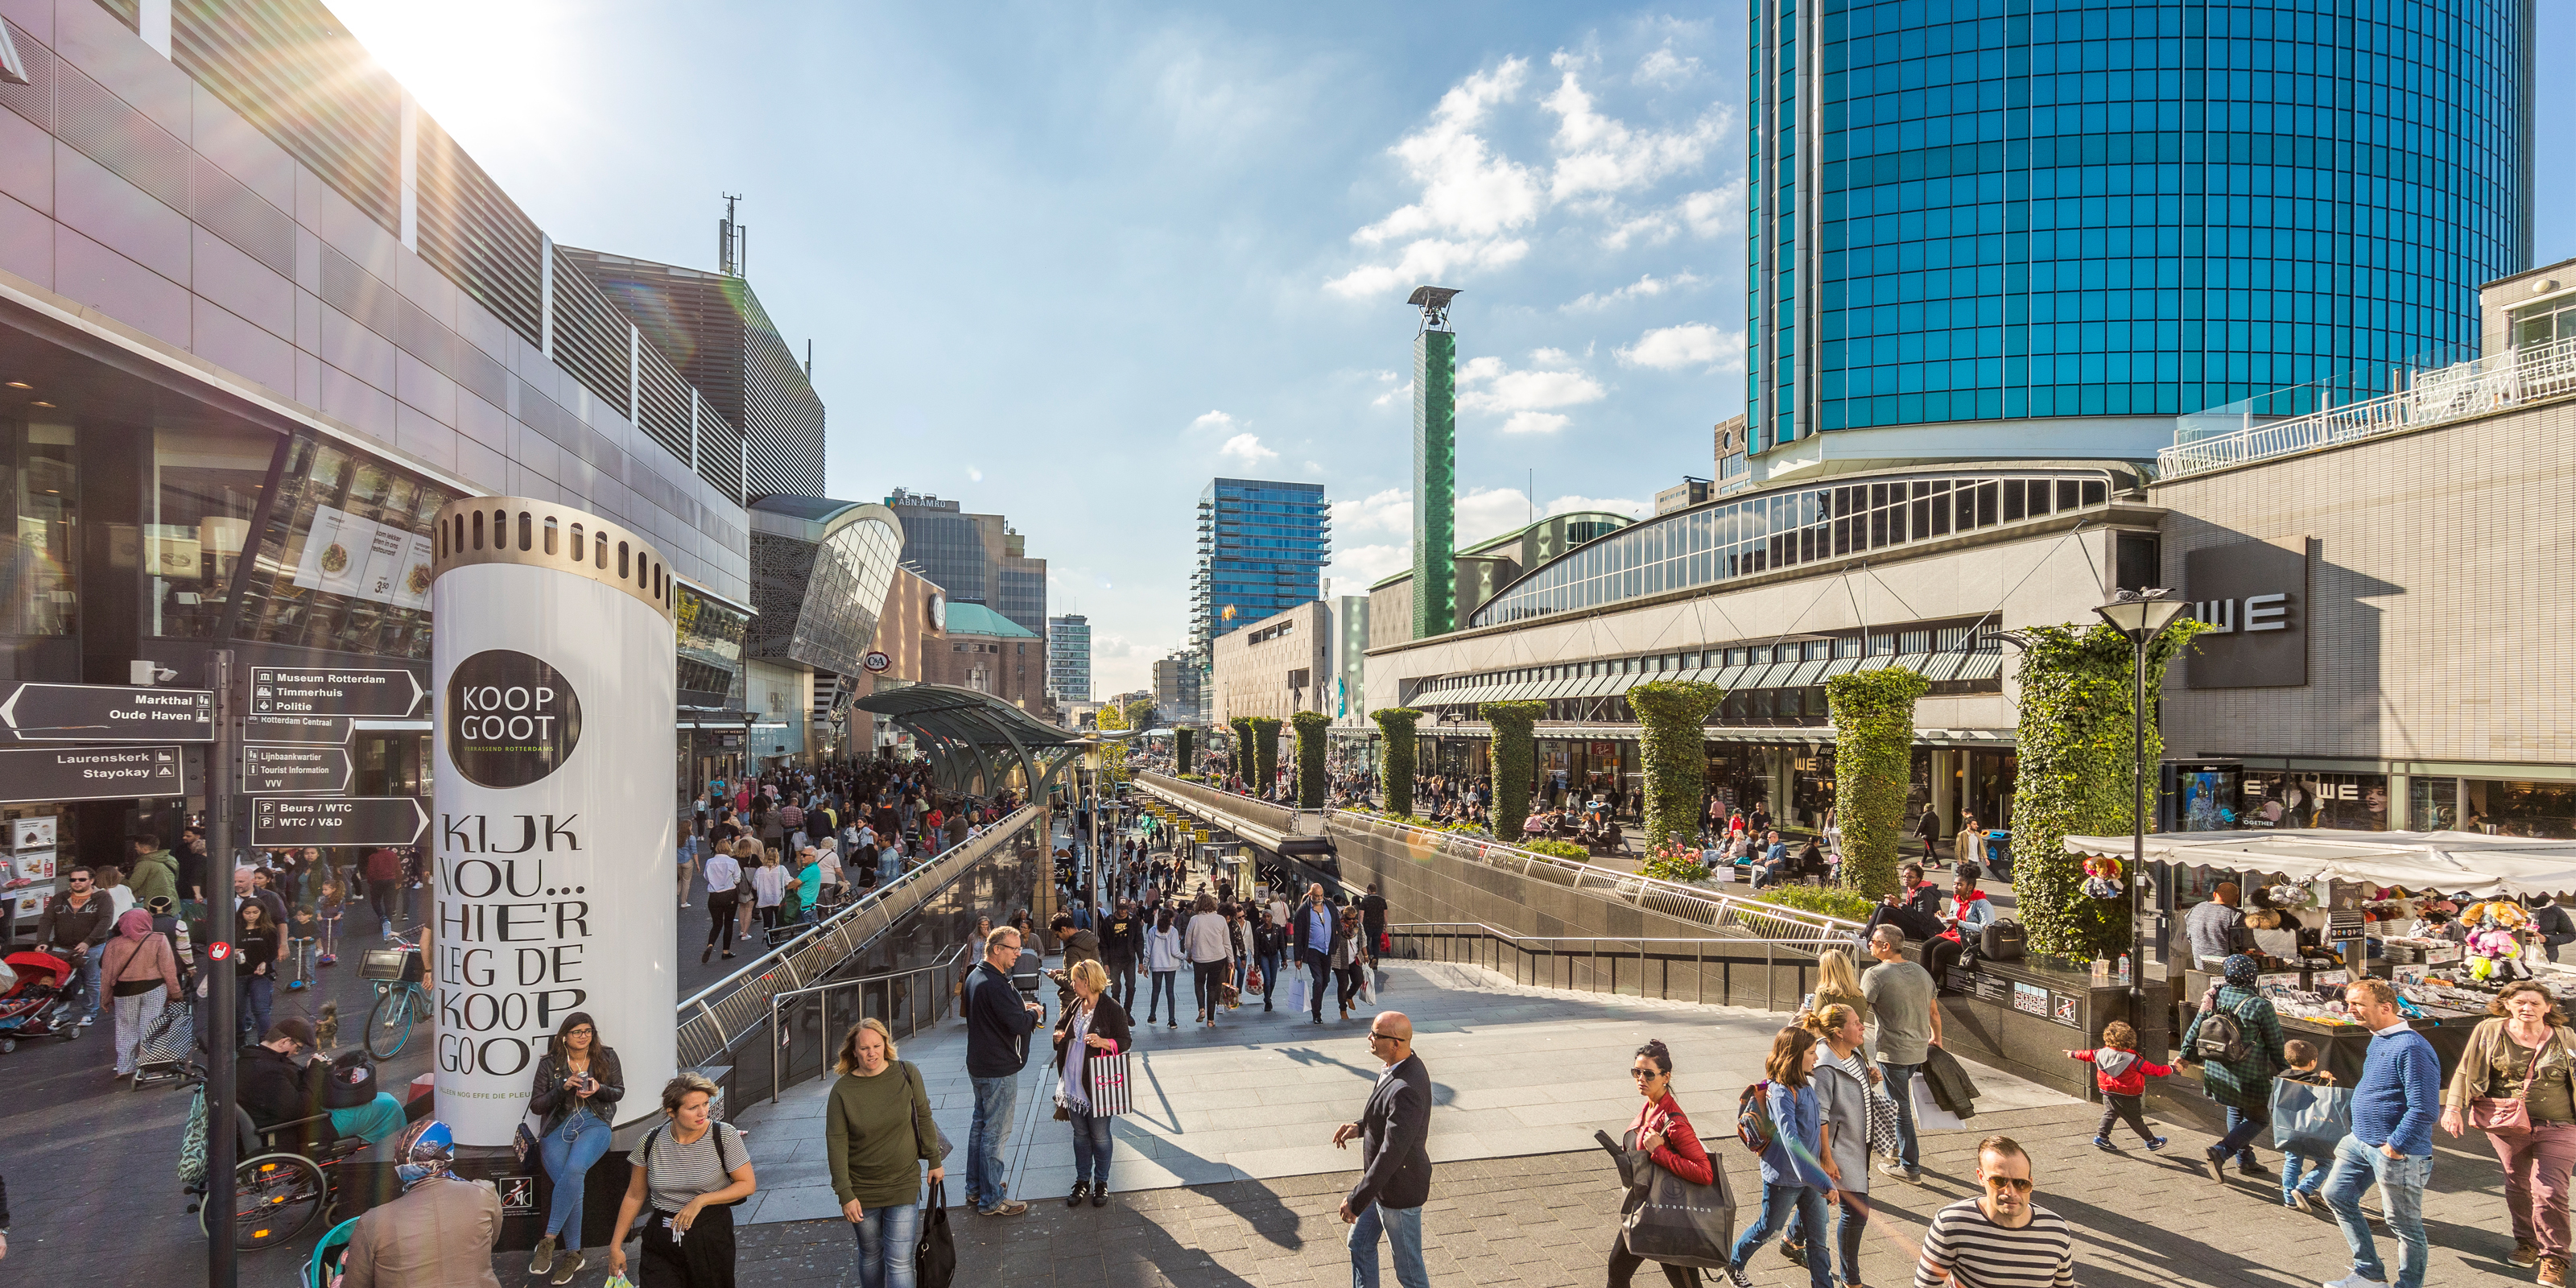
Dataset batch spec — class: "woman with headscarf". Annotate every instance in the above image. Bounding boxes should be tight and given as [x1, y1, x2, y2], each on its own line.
[339, 1120, 506, 1288]
[100, 908, 178, 1081]
[2179, 952, 2289, 1184]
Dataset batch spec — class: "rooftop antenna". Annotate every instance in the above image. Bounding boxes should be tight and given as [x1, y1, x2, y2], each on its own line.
[717, 194, 746, 278]
[804, 339, 813, 378]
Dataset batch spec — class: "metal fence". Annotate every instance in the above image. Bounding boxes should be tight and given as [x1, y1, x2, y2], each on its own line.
[675, 806, 1046, 1073]
[1137, 774, 1864, 952]
[1389, 920, 1860, 1013]
[2159, 335, 2576, 478]
[766, 946, 969, 1105]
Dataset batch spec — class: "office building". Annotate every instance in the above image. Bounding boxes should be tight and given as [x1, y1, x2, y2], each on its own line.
[884, 488, 1049, 638]
[923, 601, 1042, 709]
[1744, 0, 2533, 483]
[1153, 650, 1204, 725]
[1046, 613, 1092, 704]
[1189, 477, 1328, 683]
[1211, 601, 1335, 725]
[1367, 510, 1632, 649]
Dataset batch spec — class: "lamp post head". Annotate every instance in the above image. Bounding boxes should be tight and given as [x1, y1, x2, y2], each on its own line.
[2095, 588, 2187, 640]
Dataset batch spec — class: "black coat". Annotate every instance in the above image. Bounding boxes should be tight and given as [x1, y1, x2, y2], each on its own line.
[1050, 995, 1133, 1078]
[1347, 1052, 1433, 1212]
[964, 960, 1039, 1078]
[527, 1046, 628, 1136]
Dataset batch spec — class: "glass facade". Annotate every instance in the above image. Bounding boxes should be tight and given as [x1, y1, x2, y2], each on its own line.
[1748, 0, 2531, 452]
[1470, 468, 2111, 627]
[674, 584, 750, 709]
[1047, 613, 1092, 703]
[1191, 477, 1330, 657]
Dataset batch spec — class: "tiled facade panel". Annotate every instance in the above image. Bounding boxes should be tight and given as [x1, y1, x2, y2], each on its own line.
[2154, 404, 2576, 766]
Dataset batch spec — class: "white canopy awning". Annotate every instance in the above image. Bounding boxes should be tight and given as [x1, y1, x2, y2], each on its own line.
[2062, 829, 2576, 898]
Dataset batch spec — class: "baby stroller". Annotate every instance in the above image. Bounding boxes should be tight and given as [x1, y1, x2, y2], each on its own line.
[0, 949, 76, 1052]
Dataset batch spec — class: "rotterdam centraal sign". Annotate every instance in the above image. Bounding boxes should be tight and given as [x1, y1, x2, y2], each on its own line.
[2182, 535, 2308, 690]
[429, 500, 677, 1146]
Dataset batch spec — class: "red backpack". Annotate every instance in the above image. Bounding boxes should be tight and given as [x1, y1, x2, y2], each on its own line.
[1736, 1080, 1777, 1154]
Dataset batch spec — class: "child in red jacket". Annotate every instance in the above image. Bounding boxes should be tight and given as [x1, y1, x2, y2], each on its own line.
[2066, 1020, 2174, 1151]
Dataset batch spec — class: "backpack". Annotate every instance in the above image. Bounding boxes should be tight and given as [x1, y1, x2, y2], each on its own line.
[1736, 1080, 1777, 1154]
[2192, 993, 2256, 1064]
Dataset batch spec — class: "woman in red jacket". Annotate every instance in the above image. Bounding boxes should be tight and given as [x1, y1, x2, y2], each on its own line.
[1612, 1038, 1714, 1287]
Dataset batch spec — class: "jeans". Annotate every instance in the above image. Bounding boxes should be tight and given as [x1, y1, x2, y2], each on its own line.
[2323, 1134, 2431, 1288]
[1146, 970, 1178, 1022]
[238, 973, 273, 1043]
[2486, 1120, 2576, 1260]
[1348, 1201, 1430, 1288]
[1257, 952, 1283, 1009]
[112, 989, 169, 1075]
[2215, 1103, 2267, 1166]
[851, 1200, 921, 1288]
[967, 1075, 1019, 1209]
[2283, 1150, 2330, 1203]
[1069, 1106, 1114, 1187]
[1731, 1182, 1832, 1288]
[1877, 1060, 1921, 1170]
[1303, 947, 1332, 1019]
[1106, 957, 1136, 1010]
[1782, 1190, 1871, 1288]
[72, 943, 104, 1022]
[541, 1113, 614, 1241]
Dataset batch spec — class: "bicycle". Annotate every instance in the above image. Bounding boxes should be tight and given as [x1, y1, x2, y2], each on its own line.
[361, 927, 429, 1059]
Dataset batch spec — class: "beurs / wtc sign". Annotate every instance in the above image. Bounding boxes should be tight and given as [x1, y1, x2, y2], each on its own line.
[250, 795, 429, 846]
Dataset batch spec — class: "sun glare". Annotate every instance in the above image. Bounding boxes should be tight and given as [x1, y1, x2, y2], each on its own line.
[326, 0, 590, 163]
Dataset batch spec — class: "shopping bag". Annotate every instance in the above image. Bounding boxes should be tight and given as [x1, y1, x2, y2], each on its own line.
[918, 1178, 958, 1288]
[1614, 1126, 1736, 1269]
[1864, 1082, 1905, 1158]
[2271, 1079, 2355, 1158]
[1088, 1051, 1133, 1117]
[1909, 1076, 1967, 1131]
[1288, 975, 1307, 1012]
[1359, 973, 1375, 1005]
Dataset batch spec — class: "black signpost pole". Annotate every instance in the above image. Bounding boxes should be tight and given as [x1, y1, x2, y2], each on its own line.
[207, 649, 237, 1288]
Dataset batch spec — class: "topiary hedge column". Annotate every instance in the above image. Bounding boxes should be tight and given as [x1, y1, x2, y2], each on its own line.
[1229, 716, 1254, 782]
[1250, 716, 1282, 799]
[1290, 711, 1329, 807]
[1480, 700, 1546, 841]
[1824, 667, 1931, 898]
[1175, 726, 1195, 777]
[2011, 620, 2207, 958]
[1627, 680, 1726, 852]
[1371, 708, 1424, 817]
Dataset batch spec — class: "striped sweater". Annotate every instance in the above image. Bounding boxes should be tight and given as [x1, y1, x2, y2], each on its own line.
[1914, 1197, 2074, 1288]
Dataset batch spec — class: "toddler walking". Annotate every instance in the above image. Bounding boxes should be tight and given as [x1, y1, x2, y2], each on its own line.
[2276, 1038, 2337, 1212]
[2067, 1020, 2174, 1150]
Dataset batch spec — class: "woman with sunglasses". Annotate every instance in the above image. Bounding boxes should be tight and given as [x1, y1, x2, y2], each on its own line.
[1611, 1038, 1713, 1287]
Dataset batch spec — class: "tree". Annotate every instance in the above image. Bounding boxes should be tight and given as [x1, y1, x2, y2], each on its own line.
[1478, 700, 1546, 840]
[2011, 619, 2208, 957]
[1627, 680, 1726, 852]
[1250, 716, 1282, 799]
[1094, 699, 1130, 787]
[1290, 711, 1330, 807]
[1824, 667, 1931, 898]
[1370, 708, 1424, 817]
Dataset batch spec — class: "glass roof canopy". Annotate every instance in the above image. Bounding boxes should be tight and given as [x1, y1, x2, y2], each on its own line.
[852, 683, 1088, 799]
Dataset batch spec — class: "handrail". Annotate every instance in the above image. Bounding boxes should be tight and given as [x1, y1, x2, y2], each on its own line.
[2158, 335, 2576, 479]
[1387, 919, 1852, 1011]
[675, 804, 1042, 1067]
[1135, 774, 1863, 952]
[767, 944, 968, 1104]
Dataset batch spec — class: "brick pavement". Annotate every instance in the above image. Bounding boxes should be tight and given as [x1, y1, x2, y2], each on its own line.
[496, 1100, 2533, 1288]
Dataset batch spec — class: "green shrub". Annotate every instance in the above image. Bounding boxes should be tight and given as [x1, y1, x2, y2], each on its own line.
[1824, 667, 1930, 898]
[1746, 884, 1879, 923]
[1250, 716, 1282, 796]
[1522, 838, 1590, 862]
[1637, 840, 1708, 884]
[1629, 680, 1727, 851]
[1479, 700, 1546, 841]
[1290, 711, 1329, 807]
[1371, 708, 1423, 816]
[1175, 727, 1195, 776]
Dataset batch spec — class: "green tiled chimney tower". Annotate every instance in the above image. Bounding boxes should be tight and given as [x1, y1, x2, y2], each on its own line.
[1408, 286, 1460, 640]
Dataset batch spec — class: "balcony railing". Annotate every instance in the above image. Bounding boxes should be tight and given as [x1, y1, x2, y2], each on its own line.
[2159, 336, 2576, 479]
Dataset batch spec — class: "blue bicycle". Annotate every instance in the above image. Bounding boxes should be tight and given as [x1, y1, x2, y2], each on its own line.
[362, 928, 429, 1059]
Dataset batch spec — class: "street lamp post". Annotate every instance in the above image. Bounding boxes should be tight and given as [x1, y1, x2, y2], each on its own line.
[2093, 588, 2189, 1037]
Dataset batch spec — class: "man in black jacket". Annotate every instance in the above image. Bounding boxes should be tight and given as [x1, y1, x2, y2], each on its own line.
[1100, 901, 1140, 1009]
[239, 1018, 336, 1153]
[964, 926, 1042, 1217]
[1334, 1010, 1431, 1288]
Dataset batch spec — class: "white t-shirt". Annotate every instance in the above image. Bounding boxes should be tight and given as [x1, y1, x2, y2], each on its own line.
[749, 864, 787, 908]
[704, 852, 741, 898]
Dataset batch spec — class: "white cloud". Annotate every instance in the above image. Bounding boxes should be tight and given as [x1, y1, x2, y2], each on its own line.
[1327, 60, 1542, 301]
[1500, 411, 1571, 435]
[1327, 237, 1530, 301]
[1564, 270, 1703, 312]
[1455, 349, 1608, 429]
[1452, 487, 1649, 547]
[1636, 46, 1702, 85]
[1617, 322, 1742, 373]
[1599, 213, 1675, 250]
[1188, 410, 1238, 433]
[1542, 59, 1728, 203]
[1333, 487, 1413, 539]
[1324, 543, 1411, 588]
[1679, 186, 1742, 239]
[1371, 375, 1413, 408]
[967, 464, 984, 482]
[1219, 432, 1278, 465]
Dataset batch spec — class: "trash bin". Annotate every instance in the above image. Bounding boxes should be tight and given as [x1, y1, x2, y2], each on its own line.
[1984, 830, 2013, 881]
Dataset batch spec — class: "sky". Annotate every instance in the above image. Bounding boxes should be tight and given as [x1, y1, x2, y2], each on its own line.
[329, 0, 2574, 698]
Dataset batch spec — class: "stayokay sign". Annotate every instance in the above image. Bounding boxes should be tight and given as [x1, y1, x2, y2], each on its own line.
[2182, 535, 2308, 690]
[429, 498, 676, 1146]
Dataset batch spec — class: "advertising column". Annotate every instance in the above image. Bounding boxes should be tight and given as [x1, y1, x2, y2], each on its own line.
[430, 499, 677, 1146]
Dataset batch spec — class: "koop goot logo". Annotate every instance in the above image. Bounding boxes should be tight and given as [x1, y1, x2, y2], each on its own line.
[445, 649, 584, 787]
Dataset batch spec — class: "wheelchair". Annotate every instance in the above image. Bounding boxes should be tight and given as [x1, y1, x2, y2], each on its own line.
[196, 1106, 375, 1250]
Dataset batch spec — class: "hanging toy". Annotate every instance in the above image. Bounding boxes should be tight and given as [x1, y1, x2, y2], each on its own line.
[2082, 855, 2125, 900]
[2462, 900, 2534, 984]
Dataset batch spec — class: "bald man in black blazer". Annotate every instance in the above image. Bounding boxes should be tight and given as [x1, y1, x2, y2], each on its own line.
[1334, 1010, 1432, 1288]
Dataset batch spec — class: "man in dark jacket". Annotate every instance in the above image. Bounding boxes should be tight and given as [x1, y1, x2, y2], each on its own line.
[239, 1018, 336, 1153]
[964, 927, 1042, 1217]
[37, 867, 115, 1029]
[1100, 901, 1141, 1009]
[1335, 1010, 1432, 1288]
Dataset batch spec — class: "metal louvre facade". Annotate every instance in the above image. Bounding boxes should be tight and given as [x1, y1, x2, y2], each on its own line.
[737, 283, 826, 497]
[171, 0, 401, 233]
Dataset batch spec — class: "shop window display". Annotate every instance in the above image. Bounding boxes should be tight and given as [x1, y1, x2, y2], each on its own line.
[150, 424, 277, 640]
[229, 433, 456, 659]
[3, 417, 78, 638]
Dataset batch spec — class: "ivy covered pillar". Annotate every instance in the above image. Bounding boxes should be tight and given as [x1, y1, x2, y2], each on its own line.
[1371, 708, 1423, 817]
[1250, 716, 1282, 798]
[1479, 700, 1546, 841]
[1175, 727, 1195, 777]
[2011, 620, 2207, 958]
[1229, 716, 1254, 782]
[1824, 667, 1931, 898]
[1627, 680, 1726, 853]
[1290, 711, 1329, 807]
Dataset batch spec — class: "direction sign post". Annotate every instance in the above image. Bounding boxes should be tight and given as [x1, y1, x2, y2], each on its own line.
[241, 745, 354, 795]
[246, 667, 427, 720]
[0, 744, 188, 804]
[0, 682, 213, 742]
[247, 795, 429, 848]
[240, 714, 354, 745]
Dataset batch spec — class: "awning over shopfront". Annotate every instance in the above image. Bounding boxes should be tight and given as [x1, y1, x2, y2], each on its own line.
[852, 683, 1088, 799]
[2062, 829, 2576, 898]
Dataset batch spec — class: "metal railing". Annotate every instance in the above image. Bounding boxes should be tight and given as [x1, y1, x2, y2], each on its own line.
[767, 945, 968, 1104]
[1137, 774, 1864, 952]
[2158, 335, 2576, 478]
[1389, 921, 1856, 1012]
[675, 805, 1041, 1067]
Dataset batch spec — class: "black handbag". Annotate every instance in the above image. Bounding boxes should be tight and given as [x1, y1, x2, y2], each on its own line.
[1607, 1125, 1736, 1269]
[917, 1177, 958, 1288]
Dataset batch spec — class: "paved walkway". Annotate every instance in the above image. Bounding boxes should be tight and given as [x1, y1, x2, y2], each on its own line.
[729, 957, 2068, 1222]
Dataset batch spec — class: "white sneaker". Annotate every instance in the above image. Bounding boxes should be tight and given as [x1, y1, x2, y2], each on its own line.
[2322, 1274, 2390, 1288]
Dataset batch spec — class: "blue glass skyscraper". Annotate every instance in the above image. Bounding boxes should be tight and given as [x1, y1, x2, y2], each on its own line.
[1190, 478, 1331, 669]
[1746, 0, 2531, 479]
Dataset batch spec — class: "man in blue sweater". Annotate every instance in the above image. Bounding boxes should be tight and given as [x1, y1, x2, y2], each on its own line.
[2322, 978, 2441, 1288]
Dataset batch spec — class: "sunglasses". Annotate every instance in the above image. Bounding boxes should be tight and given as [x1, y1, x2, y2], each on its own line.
[1629, 1067, 1664, 1079]
[1366, 1030, 1401, 1042]
[1981, 1175, 2034, 1193]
